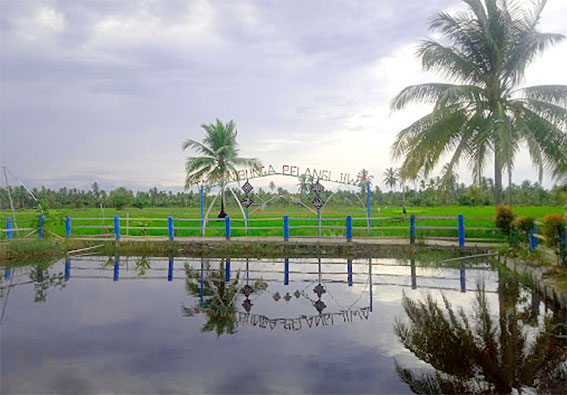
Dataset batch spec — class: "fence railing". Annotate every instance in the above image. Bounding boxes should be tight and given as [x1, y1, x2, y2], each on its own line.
[0, 213, 529, 247]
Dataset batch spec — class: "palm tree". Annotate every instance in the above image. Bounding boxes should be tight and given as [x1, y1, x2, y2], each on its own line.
[383, 168, 399, 192]
[297, 174, 314, 195]
[391, 0, 567, 205]
[183, 119, 260, 217]
[357, 169, 374, 195]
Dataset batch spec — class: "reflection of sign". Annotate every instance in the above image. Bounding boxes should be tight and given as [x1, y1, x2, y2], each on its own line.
[241, 196, 253, 208]
[236, 307, 371, 332]
[311, 181, 325, 209]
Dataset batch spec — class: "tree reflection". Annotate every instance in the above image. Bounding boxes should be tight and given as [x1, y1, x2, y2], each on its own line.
[395, 270, 566, 394]
[183, 259, 240, 336]
[29, 263, 66, 303]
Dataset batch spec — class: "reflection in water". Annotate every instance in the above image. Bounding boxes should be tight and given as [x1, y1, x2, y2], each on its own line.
[183, 258, 240, 336]
[395, 269, 566, 394]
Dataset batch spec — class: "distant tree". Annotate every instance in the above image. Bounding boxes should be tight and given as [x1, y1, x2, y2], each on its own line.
[107, 187, 134, 209]
[357, 169, 374, 195]
[383, 168, 399, 192]
[183, 119, 260, 217]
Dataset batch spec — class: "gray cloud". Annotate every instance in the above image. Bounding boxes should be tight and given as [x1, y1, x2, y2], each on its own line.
[1, 0, 565, 190]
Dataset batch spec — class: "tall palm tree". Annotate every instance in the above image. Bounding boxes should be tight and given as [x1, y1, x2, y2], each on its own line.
[391, 0, 567, 205]
[297, 174, 314, 195]
[183, 119, 260, 217]
[383, 167, 399, 192]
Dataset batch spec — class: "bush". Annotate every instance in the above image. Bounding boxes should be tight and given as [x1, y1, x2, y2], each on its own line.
[494, 205, 514, 235]
[513, 215, 536, 242]
[541, 213, 566, 259]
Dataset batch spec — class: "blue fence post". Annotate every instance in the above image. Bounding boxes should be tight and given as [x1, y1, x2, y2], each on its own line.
[284, 258, 289, 285]
[38, 215, 45, 238]
[346, 215, 352, 241]
[532, 224, 538, 248]
[283, 216, 289, 241]
[65, 216, 71, 238]
[200, 185, 204, 237]
[347, 259, 353, 286]
[114, 216, 120, 240]
[317, 208, 321, 237]
[168, 257, 174, 281]
[367, 181, 371, 236]
[65, 258, 71, 280]
[458, 214, 465, 247]
[529, 224, 536, 252]
[168, 216, 174, 241]
[6, 218, 13, 240]
[225, 259, 231, 282]
[225, 216, 231, 241]
[113, 257, 120, 281]
[4, 268, 11, 279]
[409, 214, 415, 244]
[460, 261, 466, 293]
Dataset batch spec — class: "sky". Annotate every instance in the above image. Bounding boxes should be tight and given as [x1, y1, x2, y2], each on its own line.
[1, 0, 566, 193]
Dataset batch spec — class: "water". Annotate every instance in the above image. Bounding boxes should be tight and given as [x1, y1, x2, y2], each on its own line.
[0, 256, 564, 394]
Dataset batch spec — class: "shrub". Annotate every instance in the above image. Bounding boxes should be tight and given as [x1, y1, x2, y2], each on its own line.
[513, 215, 536, 241]
[541, 213, 566, 264]
[494, 205, 514, 235]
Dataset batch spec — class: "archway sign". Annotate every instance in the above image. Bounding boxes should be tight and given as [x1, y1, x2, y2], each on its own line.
[194, 163, 373, 236]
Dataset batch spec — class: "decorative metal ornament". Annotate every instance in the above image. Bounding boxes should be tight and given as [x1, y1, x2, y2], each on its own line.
[312, 197, 325, 209]
[311, 181, 324, 194]
[242, 181, 253, 195]
[293, 290, 301, 298]
[283, 293, 292, 302]
[241, 180, 254, 208]
[273, 292, 281, 301]
[241, 196, 253, 208]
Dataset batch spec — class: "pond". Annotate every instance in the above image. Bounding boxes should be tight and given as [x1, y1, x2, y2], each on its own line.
[1, 256, 565, 394]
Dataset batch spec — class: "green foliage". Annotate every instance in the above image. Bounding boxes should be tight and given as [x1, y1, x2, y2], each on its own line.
[513, 215, 535, 242]
[494, 205, 514, 235]
[390, 0, 567, 204]
[107, 187, 134, 209]
[542, 213, 566, 264]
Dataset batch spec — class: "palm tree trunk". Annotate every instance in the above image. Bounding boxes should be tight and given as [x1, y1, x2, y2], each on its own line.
[507, 165, 513, 207]
[219, 182, 227, 218]
[494, 154, 503, 205]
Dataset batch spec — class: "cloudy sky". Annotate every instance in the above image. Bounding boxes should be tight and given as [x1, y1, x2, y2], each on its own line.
[1, 0, 566, 192]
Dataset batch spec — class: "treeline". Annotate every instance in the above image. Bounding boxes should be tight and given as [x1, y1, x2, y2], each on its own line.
[0, 180, 565, 210]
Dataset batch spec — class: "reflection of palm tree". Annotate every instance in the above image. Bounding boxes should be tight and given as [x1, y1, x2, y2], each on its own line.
[395, 272, 566, 394]
[183, 259, 240, 336]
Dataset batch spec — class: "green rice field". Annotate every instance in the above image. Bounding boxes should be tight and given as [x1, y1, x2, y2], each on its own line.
[0, 205, 561, 241]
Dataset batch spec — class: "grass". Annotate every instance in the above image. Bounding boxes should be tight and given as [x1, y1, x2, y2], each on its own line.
[0, 205, 561, 241]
